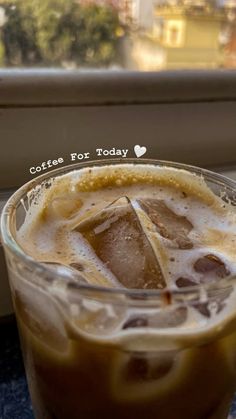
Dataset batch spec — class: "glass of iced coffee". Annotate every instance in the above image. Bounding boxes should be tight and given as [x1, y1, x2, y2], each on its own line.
[2, 159, 236, 419]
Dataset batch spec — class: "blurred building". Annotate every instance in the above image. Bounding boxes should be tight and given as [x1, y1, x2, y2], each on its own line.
[132, 1, 226, 70]
[79, 0, 156, 28]
[130, 0, 156, 29]
[224, 0, 236, 8]
[222, 0, 236, 66]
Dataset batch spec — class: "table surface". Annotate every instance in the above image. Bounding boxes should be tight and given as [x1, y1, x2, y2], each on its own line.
[0, 320, 33, 419]
[1, 319, 236, 419]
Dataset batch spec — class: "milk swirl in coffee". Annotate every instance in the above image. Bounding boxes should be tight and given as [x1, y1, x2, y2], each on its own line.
[13, 163, 236, 419]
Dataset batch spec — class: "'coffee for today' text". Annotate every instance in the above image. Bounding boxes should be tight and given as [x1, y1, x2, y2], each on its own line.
[29, 148, 129, 175]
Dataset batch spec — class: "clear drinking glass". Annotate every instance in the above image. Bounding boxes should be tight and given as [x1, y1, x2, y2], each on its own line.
[1, 159, 236, 419]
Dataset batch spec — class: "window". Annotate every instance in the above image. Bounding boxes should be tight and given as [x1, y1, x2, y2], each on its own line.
[0, 0, 235, 71]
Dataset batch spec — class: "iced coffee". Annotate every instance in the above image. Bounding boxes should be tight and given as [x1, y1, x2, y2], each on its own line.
[2, 161, 236, 419]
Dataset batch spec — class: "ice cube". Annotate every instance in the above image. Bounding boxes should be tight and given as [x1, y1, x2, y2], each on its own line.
[14, 281, 68, 352]
[122, 307, 187, 329]
[206, 284, 233, 315]
[193, 302, 211, 318]
[123, 316, 148, 329]
[71, 299, 126, 335]
[74, 197, 166, 290]
[137, 199, 193, 249]
[110, 349, 184, 403]
[43, 194, 82, 220]
[194, 254, 230, 279]
[42, 261, 88, 285]
[148, 306, 187, 328]
[175, 273, 233, 318]
[124, 353, 174, 382]
[192, 296, 230, 319]
[176, 277, 198, 288]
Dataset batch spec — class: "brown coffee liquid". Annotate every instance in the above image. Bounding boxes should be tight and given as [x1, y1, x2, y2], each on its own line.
[14, 164, 236, 419]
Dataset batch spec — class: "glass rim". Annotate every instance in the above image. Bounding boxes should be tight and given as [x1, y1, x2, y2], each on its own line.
[2, 157, 236, 303]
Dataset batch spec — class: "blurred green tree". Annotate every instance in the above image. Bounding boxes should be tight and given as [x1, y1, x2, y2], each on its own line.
[23, 0, 76, 65]
[0, 0, 123, 67]
[69, 3, 121, 66]
[1, 2, 41, 66]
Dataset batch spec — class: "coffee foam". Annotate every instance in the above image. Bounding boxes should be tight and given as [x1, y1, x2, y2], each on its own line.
[15, 163, 236, 346]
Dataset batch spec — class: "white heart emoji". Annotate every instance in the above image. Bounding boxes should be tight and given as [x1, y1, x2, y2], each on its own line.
[134, 145, 147, 158]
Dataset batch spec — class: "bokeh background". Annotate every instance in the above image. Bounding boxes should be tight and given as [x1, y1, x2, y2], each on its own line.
[0, 0, 235, 70]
